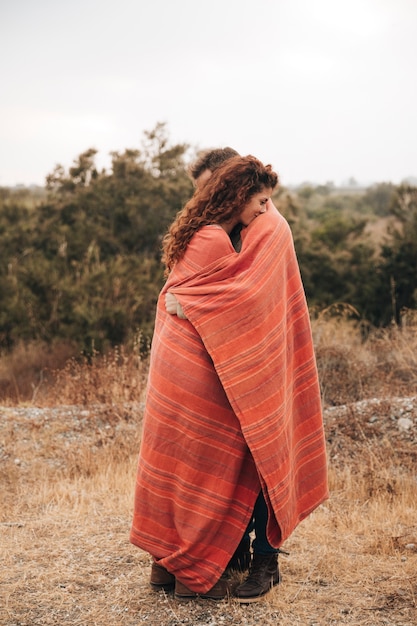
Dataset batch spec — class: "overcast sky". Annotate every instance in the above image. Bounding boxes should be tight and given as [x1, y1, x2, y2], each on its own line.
[1, 0, 416, 187]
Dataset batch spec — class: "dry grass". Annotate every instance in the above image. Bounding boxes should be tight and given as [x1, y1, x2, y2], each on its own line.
[39, 344, 149, 407]
[0, 340, 77, 405]
[312, 306, 417, 405]
[1, 318, 417, 625]
[0, 341, 148, 408]
[1, 314, 417, 409]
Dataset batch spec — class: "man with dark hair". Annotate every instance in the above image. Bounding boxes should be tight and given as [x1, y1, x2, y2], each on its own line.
[189, 147, 239, 190]
[189, 147, 243, 251]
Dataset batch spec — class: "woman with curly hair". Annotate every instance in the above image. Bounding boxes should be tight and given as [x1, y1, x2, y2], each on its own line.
[130, 155, 328, 603]
[162, 154, 276, 273]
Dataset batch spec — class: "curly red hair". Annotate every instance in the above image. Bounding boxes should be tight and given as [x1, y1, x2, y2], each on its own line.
[162, 155, 279, 272]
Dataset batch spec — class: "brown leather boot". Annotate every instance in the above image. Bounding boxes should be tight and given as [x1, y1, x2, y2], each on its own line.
[175, 577, 229, 602]
[150, 562, 175, 591]
[201, 577, 229, 601]
[234, 553, 280, 603]
[174, 579, 198, 601]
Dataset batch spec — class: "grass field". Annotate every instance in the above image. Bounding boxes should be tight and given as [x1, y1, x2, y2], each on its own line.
[1, 318, 416, 625]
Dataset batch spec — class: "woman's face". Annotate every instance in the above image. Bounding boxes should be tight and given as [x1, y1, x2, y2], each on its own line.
[239, 188, 272, 226]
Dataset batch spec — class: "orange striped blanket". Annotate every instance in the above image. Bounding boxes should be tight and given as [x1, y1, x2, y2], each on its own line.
[130, 206, 328, 593]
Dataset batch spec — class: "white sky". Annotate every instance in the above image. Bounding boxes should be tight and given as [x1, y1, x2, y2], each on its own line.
[1, 0, 416, 187]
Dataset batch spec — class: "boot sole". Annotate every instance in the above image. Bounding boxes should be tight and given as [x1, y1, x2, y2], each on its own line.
[175, 593, 198, 601]
[236, 589, 272, 604]
[175, 593, 227, 602]
[235, 576, 280, 604]
[150, 582, 175, 592]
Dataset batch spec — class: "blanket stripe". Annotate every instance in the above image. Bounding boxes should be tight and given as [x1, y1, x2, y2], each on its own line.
[130, 208, 328, 593]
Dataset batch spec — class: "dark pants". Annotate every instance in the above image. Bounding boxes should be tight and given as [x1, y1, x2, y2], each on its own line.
[245, 491, 278, 555]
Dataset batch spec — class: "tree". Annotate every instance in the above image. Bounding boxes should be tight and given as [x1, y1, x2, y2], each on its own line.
[46, 148, 100, 193]
[0, 124, 193, 353]
[379, 185, 417, 323]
